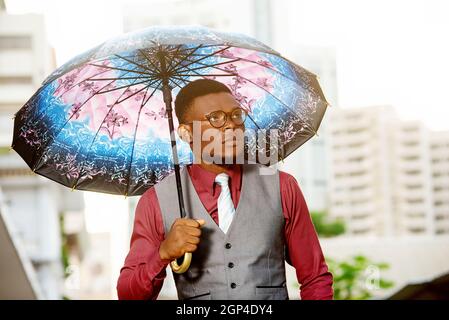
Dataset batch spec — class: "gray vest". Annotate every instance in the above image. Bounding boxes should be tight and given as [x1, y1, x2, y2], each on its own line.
[155, 164, 288, 300]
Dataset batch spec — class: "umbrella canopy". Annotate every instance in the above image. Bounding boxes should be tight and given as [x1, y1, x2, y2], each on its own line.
[12, 25, 329, 197]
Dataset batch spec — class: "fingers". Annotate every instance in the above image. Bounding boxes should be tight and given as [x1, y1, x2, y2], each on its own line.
[174, 218, 206, 228]
[184, 243, 198, 253]
[196, 219, 206, 227]
[185, 235, 201, 245]
[167, 218, 205, 258]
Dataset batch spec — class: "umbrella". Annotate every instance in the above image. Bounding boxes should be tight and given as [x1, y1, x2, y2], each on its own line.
[11, 25, 329, 273]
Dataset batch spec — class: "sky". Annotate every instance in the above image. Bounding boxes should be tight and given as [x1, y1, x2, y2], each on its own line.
[5, 0, 449, 131]
[285, 0, 449, 131]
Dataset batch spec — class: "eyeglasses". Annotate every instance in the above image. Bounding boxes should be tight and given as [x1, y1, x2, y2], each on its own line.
[187, 107, 248, 128]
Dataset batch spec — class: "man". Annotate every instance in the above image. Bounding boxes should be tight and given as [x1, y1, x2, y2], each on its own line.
[116, 79, 333, 300]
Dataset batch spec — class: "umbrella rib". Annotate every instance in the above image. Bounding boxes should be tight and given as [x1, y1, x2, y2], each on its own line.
[138, 49, 162, 75]
[57, 68, 112, 97]
[165, 44, 205, 74]
[188, 51, 300, 84]
[175, 58, 241, 74]
[29, 65, 141, 141]
[168, 75, 192, 87]
[175, 73, 235, 77]
[32, 69, 154, 172]
[246, 113, 262, 130]
[186, 61, 317, 135]
[124, 83, 161, 196]
[115, 79, 159, 104]
[89, 76, 152, 81]
[91, 54, 136, 64]
[170, 45, 232, 75]
[175, 44, 223, 53]
[89, 63, 152, 76]
[97, 78, 155, 95]
[171, 44, 232, 71]
[71, 78, 146, 188]
[114, 54, 157, 75]
[163, 44, 186, 74]
[71, 78, 161, 190]
[169, 77, 190, 89]
[31, 77, 122, 172]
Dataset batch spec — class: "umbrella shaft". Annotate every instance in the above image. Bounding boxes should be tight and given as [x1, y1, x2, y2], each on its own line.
[162, 82, 187, 219]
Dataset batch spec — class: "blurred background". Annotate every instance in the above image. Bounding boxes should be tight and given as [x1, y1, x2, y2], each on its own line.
[1, 0, 449, 300]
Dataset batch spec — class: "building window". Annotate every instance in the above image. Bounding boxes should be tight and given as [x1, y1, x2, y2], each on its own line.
[0, 76, 33, 85]
[0, 35, 32, 50]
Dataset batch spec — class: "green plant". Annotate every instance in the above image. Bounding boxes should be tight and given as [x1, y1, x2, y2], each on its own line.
[327, 255, 394, 300]
[0, 146, 11, 155]
[311, 211, 346, 237]
[59, 213, 70, 278]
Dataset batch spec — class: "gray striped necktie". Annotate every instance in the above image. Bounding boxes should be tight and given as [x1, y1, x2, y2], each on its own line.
[215, 173, 236, 234]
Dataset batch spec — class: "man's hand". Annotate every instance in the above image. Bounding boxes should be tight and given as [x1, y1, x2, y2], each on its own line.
[159, 218, 205, 261]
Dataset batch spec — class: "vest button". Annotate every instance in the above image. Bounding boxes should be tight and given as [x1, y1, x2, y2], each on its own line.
[230, 282, 236, 289]
[228, 262, 234, 268]
[225, 243, 232, 249]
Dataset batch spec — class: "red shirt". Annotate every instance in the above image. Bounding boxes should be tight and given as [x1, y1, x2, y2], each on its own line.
[117, 164, 333, 300]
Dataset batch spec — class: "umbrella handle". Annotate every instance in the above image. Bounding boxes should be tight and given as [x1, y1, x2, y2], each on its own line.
[170, 252, 192, 274]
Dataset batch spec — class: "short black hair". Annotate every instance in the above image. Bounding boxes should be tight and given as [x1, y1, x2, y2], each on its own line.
[174, 79, 232, 124]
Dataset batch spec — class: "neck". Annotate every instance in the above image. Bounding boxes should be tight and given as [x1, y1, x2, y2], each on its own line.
[197, 162, 240, 175]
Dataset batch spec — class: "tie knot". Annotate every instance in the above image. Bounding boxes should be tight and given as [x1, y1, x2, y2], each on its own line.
[215, 173, 230, 186]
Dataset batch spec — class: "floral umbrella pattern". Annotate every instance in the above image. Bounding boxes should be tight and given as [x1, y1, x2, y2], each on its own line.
[12, 25, 329, 196]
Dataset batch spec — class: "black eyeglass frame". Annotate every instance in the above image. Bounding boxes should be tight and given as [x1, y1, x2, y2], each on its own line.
[184, 107, 248, 128]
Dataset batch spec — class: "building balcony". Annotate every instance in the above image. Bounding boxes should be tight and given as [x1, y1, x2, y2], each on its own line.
[397, 174, 426, 186]
[0, 50, 35, 76]
[395, 188, 428, 200]
[331, 188, 375, 203]
[332, 159, 373, 174]
[0, 84, 35, 104]
[331, 131, 372, 146]
[433, 191, 449, 203]
[397, 202, 430, 216]
[434, 207, 449, 220]
[435, 219, 449, 230]
[397, 145, 425, 158]
[402, 217, 429, 231]
[398, 159, 427, 172]
[348, 217, 376, 233]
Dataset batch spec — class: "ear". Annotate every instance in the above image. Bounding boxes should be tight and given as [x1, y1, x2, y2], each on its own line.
[177, 124, 192, 144]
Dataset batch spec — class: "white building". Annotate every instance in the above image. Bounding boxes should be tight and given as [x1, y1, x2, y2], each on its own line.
[328, 106, 396, 236]
[328, 105, 449, 237]
[0, 13, 54, 144]
[0, 9, 85, 299]
[325, 106, 449, 298]
[390, 121, 435, 236]
[430, 131, 449, 235]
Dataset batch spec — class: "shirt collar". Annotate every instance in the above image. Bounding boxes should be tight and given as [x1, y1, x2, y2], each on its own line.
[187, 163, 242, 196]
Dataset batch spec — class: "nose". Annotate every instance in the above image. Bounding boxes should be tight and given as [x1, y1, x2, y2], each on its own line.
[222, 112, 240, 131]
[220, 116, 235, 142]
[222, 118, 237, 131]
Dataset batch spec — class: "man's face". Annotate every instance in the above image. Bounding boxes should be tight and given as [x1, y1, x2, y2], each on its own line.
[181, 91, 246, 164]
